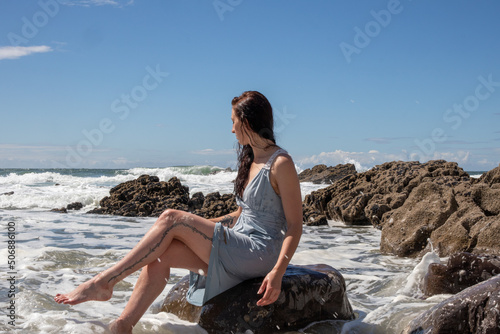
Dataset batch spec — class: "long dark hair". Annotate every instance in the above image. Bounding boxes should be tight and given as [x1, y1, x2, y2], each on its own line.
[232, 91, 277, 197]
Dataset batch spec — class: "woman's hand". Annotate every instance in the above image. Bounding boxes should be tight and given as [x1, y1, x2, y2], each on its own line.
[256, 269, 283, 306]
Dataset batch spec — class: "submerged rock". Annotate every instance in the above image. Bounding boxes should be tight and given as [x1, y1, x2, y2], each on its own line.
[402, 275, 500, 334]
[66, 202, 83, 210]
[161, 264, 354, 333]
[51, 201, 84, 213]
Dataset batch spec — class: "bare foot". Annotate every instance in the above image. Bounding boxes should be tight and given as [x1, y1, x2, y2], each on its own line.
[54, 275, 113, 305]
[108, 319, 134, 334]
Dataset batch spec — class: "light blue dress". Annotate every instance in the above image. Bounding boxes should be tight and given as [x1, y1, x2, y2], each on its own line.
[186, 148, 289, 306]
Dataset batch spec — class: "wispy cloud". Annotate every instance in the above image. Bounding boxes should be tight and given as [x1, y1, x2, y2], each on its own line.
[0, 46, 52, 60]
[60, 0, 134, 7]
[365, 137, 412, 144]
[191, 148, 234, 156]
[298, 149, 477, 171]
[298, 149, 409, 172]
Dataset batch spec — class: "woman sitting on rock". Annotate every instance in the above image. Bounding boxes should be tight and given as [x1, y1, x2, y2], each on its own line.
[54, 90, 303, 334]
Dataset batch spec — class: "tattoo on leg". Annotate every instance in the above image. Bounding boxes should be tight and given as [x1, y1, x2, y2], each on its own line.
[219, 214, 234, 227]
[107, 219, 212, 283]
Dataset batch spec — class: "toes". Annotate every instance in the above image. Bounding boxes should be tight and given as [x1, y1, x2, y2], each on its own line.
[54, 295, 69, 304]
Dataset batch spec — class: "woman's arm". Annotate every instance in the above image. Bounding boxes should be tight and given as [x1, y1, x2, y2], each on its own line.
[208, 206, 242, 228]
[256, 154, 303, 306]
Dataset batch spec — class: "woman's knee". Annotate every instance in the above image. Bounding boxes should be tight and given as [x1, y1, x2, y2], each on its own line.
[157, 209, 182, 227]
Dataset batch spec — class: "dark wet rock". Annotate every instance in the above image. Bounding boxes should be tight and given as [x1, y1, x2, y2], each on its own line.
[161, 275, 201, 323]
[50, 207, 67, 213]
[66, 202, 83, 210]
[423, 252, 500, 296]
[298, 163, 357, 184]
[402, 274, 500, 334]
[1, 191, 14, 196]
[188, 192, 205, 211]
[86, 175, 236, 219]
[192, 191, 238, 219]
[303, 212, 328, 226]
[161, 264, 354, 333]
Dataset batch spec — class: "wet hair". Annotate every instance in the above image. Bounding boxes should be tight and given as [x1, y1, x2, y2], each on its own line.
[232, 91, 277, 197]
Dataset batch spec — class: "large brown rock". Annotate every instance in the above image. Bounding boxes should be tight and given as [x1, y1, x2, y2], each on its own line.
[402, 275, 500, 334]
[303, 160, 470, 227]
[161, 264, 354, 333]
[298, 163, 357, 184]
[380, 182, 458, 257]
[423, 252, 500, 296]
[303, 161, 500, 258]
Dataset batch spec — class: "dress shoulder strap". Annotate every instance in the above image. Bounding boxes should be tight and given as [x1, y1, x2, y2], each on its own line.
[263, 148, 288, 170]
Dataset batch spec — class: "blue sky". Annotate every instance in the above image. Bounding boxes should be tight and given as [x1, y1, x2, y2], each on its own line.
[1, 0, 499, 171]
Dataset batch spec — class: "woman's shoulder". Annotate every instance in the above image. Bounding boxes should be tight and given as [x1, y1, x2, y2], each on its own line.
[270, 149, 296, 174]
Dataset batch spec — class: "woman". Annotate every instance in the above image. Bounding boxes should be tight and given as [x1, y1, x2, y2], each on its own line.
[54, 91, 303, 333]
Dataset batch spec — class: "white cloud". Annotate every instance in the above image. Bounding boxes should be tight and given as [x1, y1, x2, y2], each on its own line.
[410, 150, 470, 165]
[298, 150, 409, 172]
[298, 149, 478, 172]
[191, 149, 235, 156]
[0, 46, 52, 60]
[60, 0, 134, 7]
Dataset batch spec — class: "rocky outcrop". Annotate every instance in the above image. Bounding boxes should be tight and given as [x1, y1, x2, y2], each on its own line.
[380, 182, 458, 257]
[87, 175, 237, 219]
[402, 274, 500, 334]
[51, 202, 84, 213]
[162, 264, 354, 333]
[298, 163, 356, 184]
[423, 252, 500, 296]
[190, 191, 237, 219]
[303, 161, 500, 257]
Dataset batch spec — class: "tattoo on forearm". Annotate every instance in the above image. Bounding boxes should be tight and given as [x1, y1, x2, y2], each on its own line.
[107, 220, 212, 283]
[219, 214, 234, 227]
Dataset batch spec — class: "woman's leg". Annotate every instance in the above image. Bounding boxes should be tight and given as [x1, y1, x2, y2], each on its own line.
[109, 240, 208, 334]
[54, 209, 214, 305]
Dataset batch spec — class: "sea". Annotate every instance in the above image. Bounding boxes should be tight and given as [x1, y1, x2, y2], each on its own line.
[0, 167, 486, 334]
